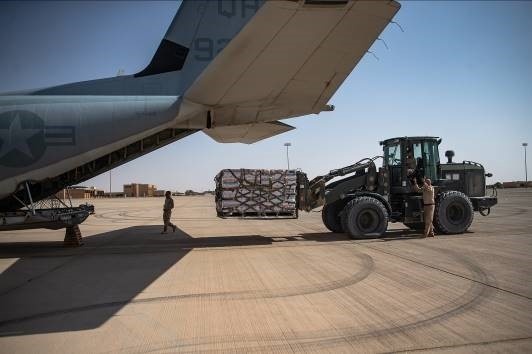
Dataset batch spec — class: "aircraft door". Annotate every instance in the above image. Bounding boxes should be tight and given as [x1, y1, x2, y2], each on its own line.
[408, 142, 424, 182]
[384, 142, 402, 187]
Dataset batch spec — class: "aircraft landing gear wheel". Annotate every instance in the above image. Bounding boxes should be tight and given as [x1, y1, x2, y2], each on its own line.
[341, 196, 388, 239]
[434, 191, 474, 234]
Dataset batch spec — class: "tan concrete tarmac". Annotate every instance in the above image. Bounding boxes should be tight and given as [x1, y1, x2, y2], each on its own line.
[0, 189, 531, 353]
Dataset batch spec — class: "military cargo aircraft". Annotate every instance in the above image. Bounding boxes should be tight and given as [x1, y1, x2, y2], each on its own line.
[0, 0, 400, 234]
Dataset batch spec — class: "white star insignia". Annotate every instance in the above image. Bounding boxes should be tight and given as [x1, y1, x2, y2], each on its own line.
[0, 112, 42, 160]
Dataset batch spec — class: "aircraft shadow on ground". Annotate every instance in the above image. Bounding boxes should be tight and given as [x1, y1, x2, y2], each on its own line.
[0, 225, 433, 337]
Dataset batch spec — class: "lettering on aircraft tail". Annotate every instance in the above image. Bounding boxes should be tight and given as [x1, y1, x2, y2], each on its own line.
[0, 110, 75, 167]
[194, 38, 231, 61]
[218, 0, 260, 19]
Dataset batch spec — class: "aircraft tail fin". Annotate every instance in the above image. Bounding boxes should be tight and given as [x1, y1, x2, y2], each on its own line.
[136, 0, 264, 85]
[30, 0, 264, 96]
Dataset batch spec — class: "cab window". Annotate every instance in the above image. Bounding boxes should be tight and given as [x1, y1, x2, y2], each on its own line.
[385, 143, 402, 166]
[406, 142, 423, 170]
[413, 143, 422, 161]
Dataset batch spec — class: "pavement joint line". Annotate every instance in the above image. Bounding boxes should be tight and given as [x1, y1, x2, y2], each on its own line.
[382, 335, 532, 353]
[1, 230, 528, 258]
[0, 239, 357, 258]
[358, 242, 532, 301]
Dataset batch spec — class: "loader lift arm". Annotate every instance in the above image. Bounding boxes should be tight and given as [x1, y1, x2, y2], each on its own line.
[299, 157, 382, 212]
[308, 157, 380, 186]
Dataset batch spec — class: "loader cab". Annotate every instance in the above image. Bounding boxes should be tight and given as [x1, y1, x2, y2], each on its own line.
[381, 137, 441, 192]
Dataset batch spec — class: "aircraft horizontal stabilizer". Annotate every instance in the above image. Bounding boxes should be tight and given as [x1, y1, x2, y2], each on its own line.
[186, 0, 400, 121]
[203, 121, 294, 144]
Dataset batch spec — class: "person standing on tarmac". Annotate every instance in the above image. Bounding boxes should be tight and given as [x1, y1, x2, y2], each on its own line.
[162, 191, 177, 234]
[412, 177, 435, 238]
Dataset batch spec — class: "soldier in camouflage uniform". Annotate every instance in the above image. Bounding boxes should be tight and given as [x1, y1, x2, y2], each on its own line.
[162, 191, 177, 234]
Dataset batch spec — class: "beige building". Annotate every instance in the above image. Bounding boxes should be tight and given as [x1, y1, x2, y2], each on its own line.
[123, 183, 157, 197]
[153, 190, 166, 197]
[502, 181, 532, 188]
[56, 186, 104, 199]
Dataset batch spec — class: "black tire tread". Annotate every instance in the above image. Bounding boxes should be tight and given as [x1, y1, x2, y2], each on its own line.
[321, 203, 343, 233]
[341, 196, 388, 239]
[434, 190, 474, 234]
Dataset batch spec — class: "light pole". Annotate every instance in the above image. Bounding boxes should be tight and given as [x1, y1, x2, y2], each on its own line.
[284, 142, 291, 170]
[523, 143, 528, 186]
[109, 169, 112, 197]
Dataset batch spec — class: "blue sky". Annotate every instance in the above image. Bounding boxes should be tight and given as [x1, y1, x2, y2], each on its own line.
[1, 1, 530, 192]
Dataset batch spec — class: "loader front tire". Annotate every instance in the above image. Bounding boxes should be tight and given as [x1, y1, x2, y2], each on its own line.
[341, 197, 388, 239]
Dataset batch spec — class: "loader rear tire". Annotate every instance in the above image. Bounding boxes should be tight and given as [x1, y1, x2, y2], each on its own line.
[322, 202, 344, 233]
[434, 191, 474, 234]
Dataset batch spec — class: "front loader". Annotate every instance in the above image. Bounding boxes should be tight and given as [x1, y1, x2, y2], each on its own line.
[298, 136, 497, 238]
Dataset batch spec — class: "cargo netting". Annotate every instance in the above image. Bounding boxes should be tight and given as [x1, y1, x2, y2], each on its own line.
[215, 169, 299, 218]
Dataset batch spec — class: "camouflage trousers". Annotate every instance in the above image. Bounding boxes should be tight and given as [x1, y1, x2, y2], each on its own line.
[163, 210, 176, 232]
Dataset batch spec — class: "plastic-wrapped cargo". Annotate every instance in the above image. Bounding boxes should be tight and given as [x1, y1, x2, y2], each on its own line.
[215, 169, 303, 218]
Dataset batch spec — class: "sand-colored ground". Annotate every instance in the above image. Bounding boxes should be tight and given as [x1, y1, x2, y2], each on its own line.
[0, 189, 531, 353]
